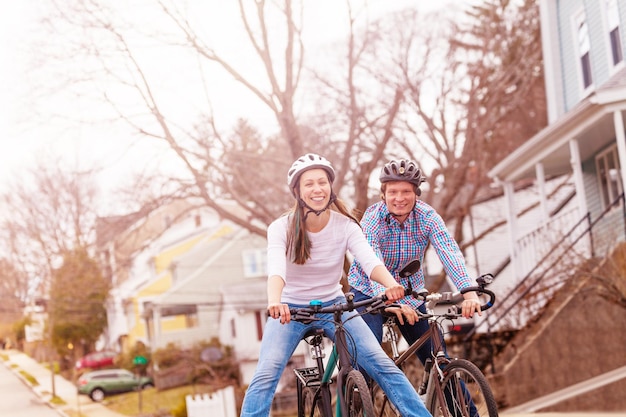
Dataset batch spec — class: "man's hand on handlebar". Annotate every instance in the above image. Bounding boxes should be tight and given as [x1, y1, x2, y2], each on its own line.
[268, 302, 291, 324]
[461, 291, 482, 319]
[384, 304, 418, 325]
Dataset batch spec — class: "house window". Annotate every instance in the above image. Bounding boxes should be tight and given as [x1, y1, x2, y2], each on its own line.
[242, 249, 267, 278]
[606, 0, 624, 65]
[596, 145, 623, 208]
[577, 14, 593, 89]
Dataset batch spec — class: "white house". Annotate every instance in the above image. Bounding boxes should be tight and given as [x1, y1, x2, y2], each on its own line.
[486, 0, 626, 331]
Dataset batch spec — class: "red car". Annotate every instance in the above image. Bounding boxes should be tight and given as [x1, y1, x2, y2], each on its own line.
[75, 350, 117, 370]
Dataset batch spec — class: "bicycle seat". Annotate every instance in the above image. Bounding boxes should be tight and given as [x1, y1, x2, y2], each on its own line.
[303, 328, 325, 339]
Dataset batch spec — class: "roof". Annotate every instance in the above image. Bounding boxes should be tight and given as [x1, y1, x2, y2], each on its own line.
[489, 67, 626, 183]
[220, 279, 267, 311]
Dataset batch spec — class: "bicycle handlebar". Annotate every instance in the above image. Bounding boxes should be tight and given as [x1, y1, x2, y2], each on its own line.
[460, 285, 496, 312]
[289, 272, 496, 323]
[408, 273, 496, 316]
[379, 273, 496, 320]
[289, 291, 395, 323]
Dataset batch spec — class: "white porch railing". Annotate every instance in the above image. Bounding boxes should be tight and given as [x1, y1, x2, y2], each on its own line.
[514, 207, 590, 280]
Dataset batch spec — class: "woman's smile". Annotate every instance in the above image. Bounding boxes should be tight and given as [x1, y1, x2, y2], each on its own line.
[299, 169, 331, 208]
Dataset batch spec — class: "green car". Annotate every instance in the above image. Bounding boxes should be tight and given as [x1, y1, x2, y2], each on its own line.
[77, 368, 153, 402]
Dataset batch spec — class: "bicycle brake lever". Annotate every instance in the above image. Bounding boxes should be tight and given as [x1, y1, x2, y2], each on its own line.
[412, 288, 428, 301]
[366, 298, 389, 314]
[294, 310, 315, 324]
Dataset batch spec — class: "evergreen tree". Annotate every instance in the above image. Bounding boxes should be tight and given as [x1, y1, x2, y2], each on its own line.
[49, 247, 110, 358]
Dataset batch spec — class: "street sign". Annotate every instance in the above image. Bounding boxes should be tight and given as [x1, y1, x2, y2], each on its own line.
[133, 355, 148, 366]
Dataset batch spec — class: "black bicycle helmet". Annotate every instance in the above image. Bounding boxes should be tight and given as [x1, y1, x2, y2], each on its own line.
[287, 153, 336, 196]
[379, 159, 425, 186]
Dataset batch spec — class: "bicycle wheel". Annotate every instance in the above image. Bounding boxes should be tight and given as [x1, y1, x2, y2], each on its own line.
[428, 359, 498, 417]
[371, 382, 400, 417]
[345, 369, 376, 417]
[302, 387, 324, 417]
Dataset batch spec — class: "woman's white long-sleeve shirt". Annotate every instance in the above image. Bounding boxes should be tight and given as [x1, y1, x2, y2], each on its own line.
[267, 211, 384, 304]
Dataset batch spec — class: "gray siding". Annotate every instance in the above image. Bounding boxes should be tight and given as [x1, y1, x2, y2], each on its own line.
[586, 0, 609, 83]
[557, 0, 585, 110]
[556, 0, 626, 111]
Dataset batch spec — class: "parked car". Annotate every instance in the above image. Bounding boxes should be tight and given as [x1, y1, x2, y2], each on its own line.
[75, 350, 117, 370]
[77, 369, 154, 402]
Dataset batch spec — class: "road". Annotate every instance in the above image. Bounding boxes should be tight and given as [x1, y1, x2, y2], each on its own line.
[0, 362, 62, 417]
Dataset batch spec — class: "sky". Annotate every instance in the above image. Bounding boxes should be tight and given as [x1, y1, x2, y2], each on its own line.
[0, 2, 37, 187]
[0, 0, 464, 205]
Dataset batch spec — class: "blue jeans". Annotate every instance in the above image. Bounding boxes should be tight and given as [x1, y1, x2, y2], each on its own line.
[352, 289, 443, 365]
[240, 296, 431, 417]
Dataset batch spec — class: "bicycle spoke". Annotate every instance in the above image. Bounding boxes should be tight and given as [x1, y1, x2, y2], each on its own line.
[429, 359, 498, 417]
[372, 383, 401, 417]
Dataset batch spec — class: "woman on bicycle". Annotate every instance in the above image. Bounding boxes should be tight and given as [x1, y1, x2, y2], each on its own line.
[240, 153, 432, 417]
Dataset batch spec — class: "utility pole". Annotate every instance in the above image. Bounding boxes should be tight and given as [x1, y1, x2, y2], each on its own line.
[48, 304, 56, 398]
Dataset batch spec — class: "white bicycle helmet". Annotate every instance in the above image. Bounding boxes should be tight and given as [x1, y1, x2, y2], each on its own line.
[287, 153, 336, 195]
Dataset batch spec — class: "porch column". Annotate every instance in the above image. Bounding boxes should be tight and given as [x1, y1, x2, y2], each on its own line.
[152, 306, 161, 350]
[613, 109, 626, 189]
[502, 180, 522, 279]
[569, 138, 588, 217]
[535, 162, 549, 222]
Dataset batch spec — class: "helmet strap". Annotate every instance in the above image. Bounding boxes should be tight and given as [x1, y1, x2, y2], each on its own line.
[298, 192, 337, 221]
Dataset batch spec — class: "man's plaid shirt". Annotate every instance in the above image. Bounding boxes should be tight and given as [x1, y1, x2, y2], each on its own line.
[347, 199, 473, 309]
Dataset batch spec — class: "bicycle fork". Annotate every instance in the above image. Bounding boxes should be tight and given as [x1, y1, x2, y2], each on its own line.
[420, 351, 449, 413]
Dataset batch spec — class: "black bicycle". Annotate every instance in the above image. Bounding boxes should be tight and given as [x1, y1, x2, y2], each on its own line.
[371, 273, 498, 417]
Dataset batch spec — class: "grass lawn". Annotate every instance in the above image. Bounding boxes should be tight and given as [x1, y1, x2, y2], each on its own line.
[102, 384, 221, 416]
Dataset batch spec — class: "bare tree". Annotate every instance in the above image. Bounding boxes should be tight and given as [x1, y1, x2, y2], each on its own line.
[0, 162, 100, 296]
[0, 258, 28, 320]
[318, 0, 546, 288]
[27, 1, 545, 273]
[28, 0, 429, 232]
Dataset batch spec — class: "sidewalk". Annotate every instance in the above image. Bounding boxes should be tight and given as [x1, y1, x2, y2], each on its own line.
[502, 414, 626, 417]
[3, 348, 626, 417]
[1, 349, 126, 417]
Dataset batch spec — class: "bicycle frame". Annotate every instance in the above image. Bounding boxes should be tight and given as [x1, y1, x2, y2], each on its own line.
[386, 311, 450, 409]
[295, 329, 335, 417]
[293, 293, 392, 417]
[377, 276, 497, 417]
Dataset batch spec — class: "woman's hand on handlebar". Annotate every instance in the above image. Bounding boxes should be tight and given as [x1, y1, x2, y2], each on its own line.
[268, 302, 291, 324]
[384, 304, 418, 325]
[384, 284, 406, 302]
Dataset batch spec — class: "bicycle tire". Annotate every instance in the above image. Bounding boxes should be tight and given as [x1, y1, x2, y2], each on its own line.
[371, 382, 400, 417]
[428, 358, 498, 417]
[302, 387, 326, 417]
[345, 369, 376, 417]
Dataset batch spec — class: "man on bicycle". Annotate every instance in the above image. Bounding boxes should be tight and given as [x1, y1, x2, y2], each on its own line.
[347, 158, 482, 365]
